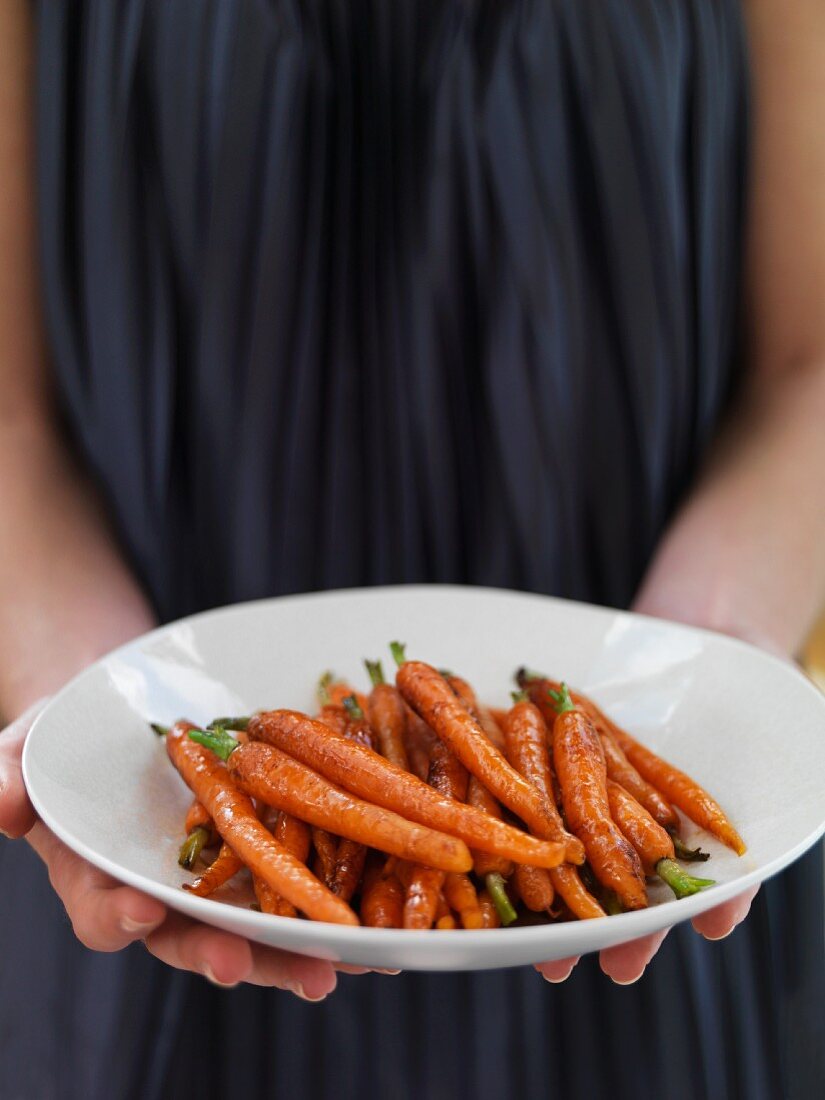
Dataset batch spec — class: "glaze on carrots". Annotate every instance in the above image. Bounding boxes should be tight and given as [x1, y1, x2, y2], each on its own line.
[165, 721, 358, 925]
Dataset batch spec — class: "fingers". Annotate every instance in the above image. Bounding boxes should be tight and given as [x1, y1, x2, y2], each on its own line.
[535, 955, 580, 983]
[0, 698, 49, 838]
[599, 928, 670, 984]
[27, 821, 166, 950]
[144, 912, 339, 999]
[691, 886, 759, 940]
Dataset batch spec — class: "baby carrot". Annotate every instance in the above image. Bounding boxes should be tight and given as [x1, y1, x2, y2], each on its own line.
[183, 842, 243, 897]
[397, 862, 445, 929]
[477, 890, 502, 929]
[318, 672, 370, 715]
[330, 838, 368, 902]
[502, 695, 602, 919]
[444, 674, 506, 751]
[550, 687, 648, 911]
[311, 827, 338, 887]
[513, 864, 555, 913]
[253, 874, 296, 917]
[166, 722, 357, 925]
[576, 691, 746, 856]
[443, 872, 485, 929]
[193, 732, 474, 873]
[465, 777, 514, 878]
[360, 858, 405, 928]
[395, 658, 559, 839]
[365, 660, 410, 771]
[185, 798, 211, 835]
[245, 711, 568, 868]
[427, 738, 470, 802]
[598, 728, 680, 832]
[606, 781, 715, 899]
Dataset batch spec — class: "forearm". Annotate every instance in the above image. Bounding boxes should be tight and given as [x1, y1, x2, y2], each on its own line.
[0, 420, 155, 717]
[635, 361, 825, 657]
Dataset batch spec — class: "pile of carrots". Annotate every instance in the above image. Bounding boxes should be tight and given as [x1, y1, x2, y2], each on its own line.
[155, 646, 745, 929]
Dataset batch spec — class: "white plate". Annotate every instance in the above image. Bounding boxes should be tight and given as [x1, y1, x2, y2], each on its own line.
[22, 585, 825, 971]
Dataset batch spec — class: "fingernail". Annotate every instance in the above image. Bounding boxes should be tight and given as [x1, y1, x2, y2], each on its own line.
[285, 979, 327, 1003]
[202, 965, 240, 989]
[120, 916, 161, 935]
[374, 968, 401, 975]
[701, 928, 734, 942]
[542, 965, 575, 984]
[609, 974, 642, 986]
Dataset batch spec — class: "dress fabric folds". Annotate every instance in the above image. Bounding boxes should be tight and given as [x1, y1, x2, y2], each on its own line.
[0, 1, 820, 1097]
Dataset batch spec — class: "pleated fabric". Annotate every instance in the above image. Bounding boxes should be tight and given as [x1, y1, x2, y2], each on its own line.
[0, 1, 819, 1097]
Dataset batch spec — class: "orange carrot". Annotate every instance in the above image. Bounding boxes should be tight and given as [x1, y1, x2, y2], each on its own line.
[465, 776, 514, 878]
[443, 872, 484, 929]
[550, 688, 648, 911]
[330, 838, 368, 902]
[513, 864, 555, 913]
[365, 660, 410, 771]
[396, 660, 560, 839]
[607, 781, 715, 898]
[397, 862, 445, 930]
[253, 873, 296, 917]
[185, 798, 211, 835]
[502, 696, 602, 919]
[599, 728, 680, 831]
[166, 722, 357, 925]
[183, 842, 243, 898]
[246, 711, 568, 868]
[224, 740, 473, 873]
[427, 738, 470, 802]
[477, 890, 502, 929]
[445, 674, 506, 751]
[261, 811, 312, 915]
[311, 827, 338, 887]
[360, 857, 405, 928]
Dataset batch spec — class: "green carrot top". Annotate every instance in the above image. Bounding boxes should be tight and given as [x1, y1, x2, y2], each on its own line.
[364, 659, 385, 687]
[189, 726, 239, 762]
[389, 641, 407, 667]
[548, 682, 575, 715]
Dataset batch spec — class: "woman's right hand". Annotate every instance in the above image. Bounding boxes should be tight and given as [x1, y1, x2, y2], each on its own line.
[0, 703, 352, 1000]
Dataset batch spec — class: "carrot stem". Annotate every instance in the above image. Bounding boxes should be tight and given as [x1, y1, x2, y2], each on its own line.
[485, 872, 517, 926]
[207, 716, 250, 732]
[178, 826, 210, 869]
[365, 659, 385, 687]
[672, 835, 710, 863]
[390, 641, 407, 668]
[151, 723, 170, 737]
[656, 858, 715, 900]
[342, 694, 364, 721]
[548, 683, 575, 715]
[189, 727, 238, 761]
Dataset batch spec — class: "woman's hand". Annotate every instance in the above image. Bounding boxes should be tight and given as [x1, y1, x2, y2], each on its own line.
[0, 703, 366, 1000]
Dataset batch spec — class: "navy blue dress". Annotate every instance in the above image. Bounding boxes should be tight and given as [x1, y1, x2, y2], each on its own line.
[0, 1, 820, 1096]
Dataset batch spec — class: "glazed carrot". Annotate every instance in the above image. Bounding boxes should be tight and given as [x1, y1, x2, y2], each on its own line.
[196, 736, 474, 873]
[519, 672, 681, 833]
[330, 838, 368, 902]
[501, 696, 585, 861]
[318, 672, 370, 715]
[185, 798, 211, 835]
[607, 781, 714, 899]
[513, 864, 555, 913]
[183, 842, 244, 897]
[311, 827, 338, 887]
[274, 812, 312, 863]
[465, 777, 513, 878]
[436, 913, 458, 931]
[572, 688, 746, 856]
[444, 674, 506, 751]
[397, 862, 445, 930]
[259, 811, 312, 915]
[443, 873, 484, 929]
[165, 722, 358, 925]
[502, 695, 602, 918]
[427, 738, 470, 802]
[365, 660, 410, 771]
[253, 873, 296, 917]
[403, 711, 435, 781]
[360, 858, 405, 928]
[598, 728, 680, 831]
[245, 711, 568, 868]
[550, 687, 648, 911]
[395, 658, 560, 839]
[477, 890, 502, 929]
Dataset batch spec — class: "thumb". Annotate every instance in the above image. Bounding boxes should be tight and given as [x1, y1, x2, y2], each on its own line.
[0, 698, 49, 838]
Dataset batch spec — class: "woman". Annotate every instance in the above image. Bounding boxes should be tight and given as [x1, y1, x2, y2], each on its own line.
[1, 1, 823, 1097]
